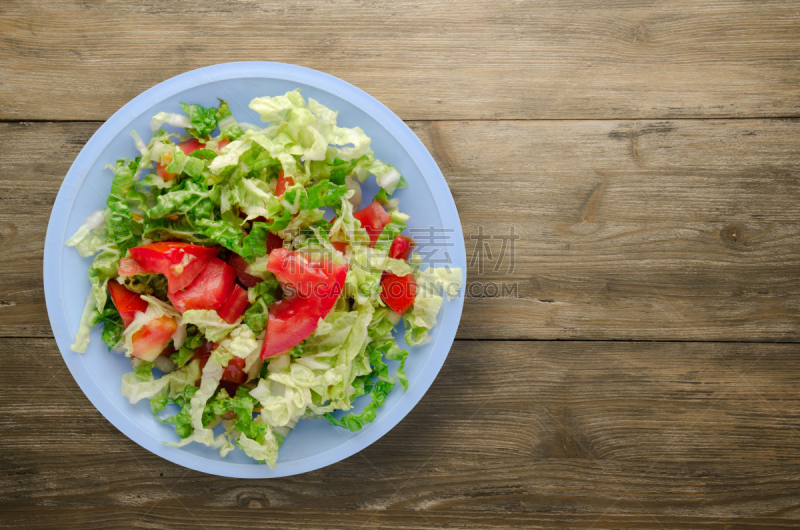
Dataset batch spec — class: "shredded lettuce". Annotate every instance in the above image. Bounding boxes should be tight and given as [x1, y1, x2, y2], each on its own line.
[181, 310, 240, 342]
[404, 267, 464, 347]
[66, 210, 107, 257]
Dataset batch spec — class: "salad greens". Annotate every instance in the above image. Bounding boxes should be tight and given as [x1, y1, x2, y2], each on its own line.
[66, 90, 462, 467]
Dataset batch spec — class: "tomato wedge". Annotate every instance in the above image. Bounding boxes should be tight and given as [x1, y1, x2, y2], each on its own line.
[217, 285, 249, 324]
[221, 356, 247, 384]
[129, 242, 219, 294]
[266, 231, 285, 253]
[227, 253, 263, 288]
[192, 340, 215, 371]
[275, 171, 294, 196]
[353, 201, 391, 246]
[261, 250, 348, 359]
[389, 235, 416, 261]
[191, 342, 246, 395]
[260, 296, 322, 359]
[266, 248, 340, 299]
[131, 315, 178, 362]
[118, 257, 147, 277]
[380, 273, 417, 314]
[331, 240, 349, 254]
[168, 257, 236, 313]
[156, 162, 178, 181]
[177, 138, 205, 155]
[108, 281, 148, 328]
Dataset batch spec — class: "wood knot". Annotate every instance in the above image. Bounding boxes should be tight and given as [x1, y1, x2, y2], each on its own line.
[632, 24, 648, 43]
[235, 489, 269, 509]
[0, 222, 18, 249]
[721, 224, 746, 246]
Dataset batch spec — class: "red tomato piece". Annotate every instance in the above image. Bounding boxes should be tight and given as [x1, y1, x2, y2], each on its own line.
[221, 356, 247, 384]
[217, 285, 249, 324]
[380, 273, 417, 314]
[160, 343, 176, 358]
[218, 380, 240, 397]
[260, 296, 322, 359]
[217, 138, 230, 151]
[118, 257, 147, 277]
[389, 235, 416, 261]
[167, 257, 236, 313]
[131, 315, 178, 362]
[267, 248, 337, 299]
[353, 201, 391, 246]
[129, 242, 219, 294]
[275, 171, 294, 196]
[330, 240, 349, 254]
[156, 162, 178, 181]
[261, 251, 348, 359]
[192, 340, 215, 371]
[177, 138, 205, 155]
[228, 253, 263, 288]
[267, 231, 285, 253]
[108, 281, 149, 328]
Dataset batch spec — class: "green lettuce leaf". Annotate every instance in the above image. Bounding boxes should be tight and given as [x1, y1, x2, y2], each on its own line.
[105, 158, 140, 254]
[216, 99, 244, 139]
[180, 102, 218, 139]
[170, 325, 205, 367]
[244, 279, 280, 334]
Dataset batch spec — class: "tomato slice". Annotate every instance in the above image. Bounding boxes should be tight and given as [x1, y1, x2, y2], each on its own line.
[192, 342, 246, 394]
[129, 242, 219, 294]
[167, 257, 236, 313]
[156, 162, 178, 181]
[331, 240, 349, 254]
[131, 315, 178, 362]
[160, 343, 176, 358]
[261, 250, 348, 359]
[228, 253, 263, 288]
[389, 235, 416, 261]
[118, 257, 147, 277]
[266, 231, 285, 253]
[177, 138, 205, 155]
[353, 201, 391, 246]
[260, 296, 322, 359]
[275, 171, 294, 196]
[217, 285, 249, 324]
[108, 281, 149, 328]
[267, 248, 337, 299]
[217, 138, 230, 151]
[380, 273, 417, 314]
[221, 356, 247, 384]
[192, 340, 215, 371]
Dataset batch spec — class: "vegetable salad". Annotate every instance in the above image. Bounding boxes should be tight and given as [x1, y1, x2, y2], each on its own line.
[66, 90, 462, 466]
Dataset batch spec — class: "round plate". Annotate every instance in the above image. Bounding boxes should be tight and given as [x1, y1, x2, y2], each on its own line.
[43, 62, 466, 478]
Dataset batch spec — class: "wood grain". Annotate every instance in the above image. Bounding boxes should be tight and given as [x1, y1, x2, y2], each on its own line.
[3, 338, 800, 528]
[1, 0, 799, 121]
[2, 119, 798, 341]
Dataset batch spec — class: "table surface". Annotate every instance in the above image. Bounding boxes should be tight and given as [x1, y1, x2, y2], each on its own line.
[2, 1, 800, 528]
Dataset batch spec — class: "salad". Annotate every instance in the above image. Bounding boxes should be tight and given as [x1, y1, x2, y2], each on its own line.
[65, 90, 462, 467]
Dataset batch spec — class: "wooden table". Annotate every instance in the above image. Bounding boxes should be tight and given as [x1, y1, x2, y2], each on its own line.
[2, 1, 799, 528]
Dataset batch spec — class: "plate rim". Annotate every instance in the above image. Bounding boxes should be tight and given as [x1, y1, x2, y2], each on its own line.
[43, 61, 466, 478]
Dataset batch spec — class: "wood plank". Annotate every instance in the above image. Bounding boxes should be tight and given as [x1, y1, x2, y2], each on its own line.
[2, 120, 798, 341]
[1, 0, 799, 121]
[413, 118, 800, 341]
[3, 338, 800, 528]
